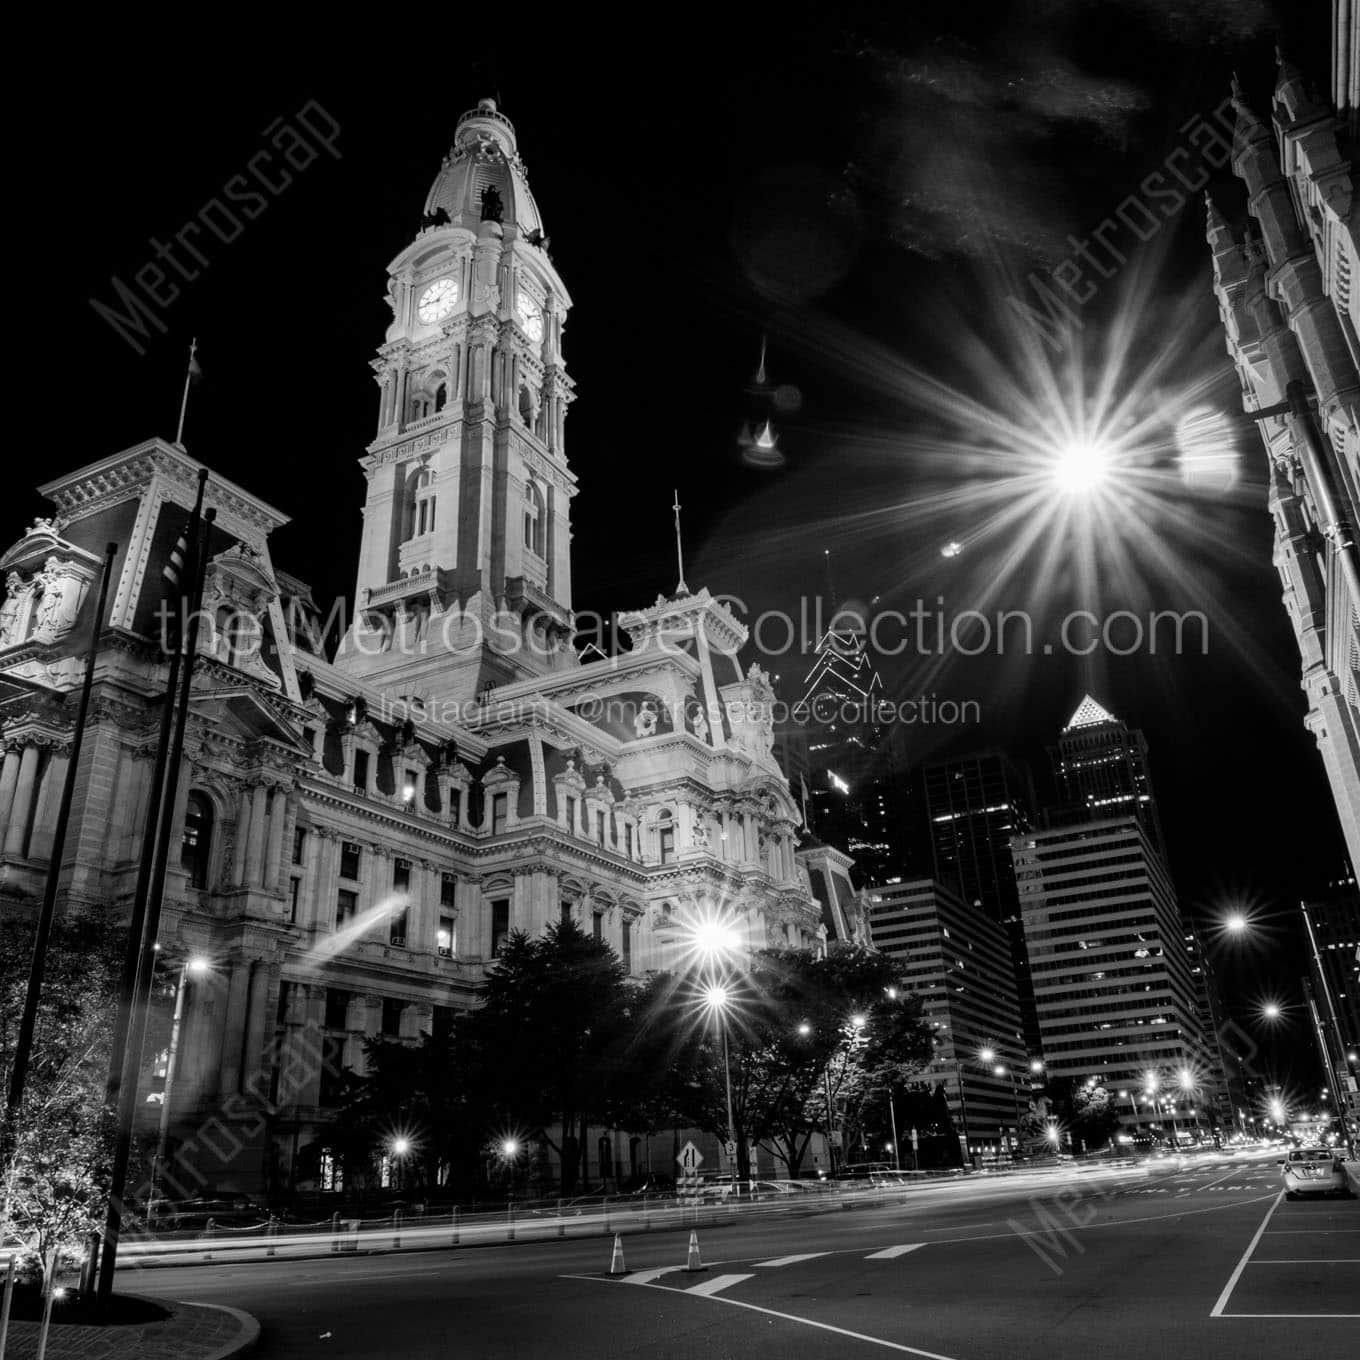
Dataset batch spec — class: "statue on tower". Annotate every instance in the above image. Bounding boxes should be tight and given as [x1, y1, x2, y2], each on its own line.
[480, 184, 504, 223]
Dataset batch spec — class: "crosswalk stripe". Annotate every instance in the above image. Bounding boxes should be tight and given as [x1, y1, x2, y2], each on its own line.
[685, 1273, 755, 1296]
[865, 1244, 926, 1260]
[754, 1253, 830, 1268]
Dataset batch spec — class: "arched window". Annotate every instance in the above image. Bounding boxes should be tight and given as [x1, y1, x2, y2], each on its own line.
[523, 481, 545, 557]
[180, 791, 213, 888]
[656, 808, 675, 865]
[404, 467, 437, 542]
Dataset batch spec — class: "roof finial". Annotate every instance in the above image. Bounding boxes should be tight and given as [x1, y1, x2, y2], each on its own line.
[672, 488, 690, 597]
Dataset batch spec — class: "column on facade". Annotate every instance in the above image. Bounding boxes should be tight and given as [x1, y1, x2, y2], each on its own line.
[455, 877, 482, 958]
[244, 783, 269, 886]
[0, 743, 23, 846]
[296, 827, 322, 930]
[24, 744, 66, 862]
[2, 743, 41, 858]
[278, 983, 326, 1110]
[216, 960, 253, 1097]
[311, 830, 340, 931]
[240, 960, 279, 1101]
[264, 788, 290, 891]
[231, 784, 252, 885]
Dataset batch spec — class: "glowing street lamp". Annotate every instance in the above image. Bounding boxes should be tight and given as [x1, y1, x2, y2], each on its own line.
[1052, 438, 1112, 495]
[1224, 911, 1249, 935]
[1261, 1002, 1282, 1022]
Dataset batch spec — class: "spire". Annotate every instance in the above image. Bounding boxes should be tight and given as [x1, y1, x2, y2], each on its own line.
[1230, 74, 1267, 141]
[1273, 43, 1324, 123]
[672, 488, 690, 597]
[1204, 193, 1236, 254]
[1064, 694, 1119, 731]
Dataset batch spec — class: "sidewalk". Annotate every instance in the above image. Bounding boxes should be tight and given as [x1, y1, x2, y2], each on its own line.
[2, 1297, 258, 1360]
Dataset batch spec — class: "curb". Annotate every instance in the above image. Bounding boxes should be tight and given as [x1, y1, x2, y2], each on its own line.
[189, 1302, 261, 1360]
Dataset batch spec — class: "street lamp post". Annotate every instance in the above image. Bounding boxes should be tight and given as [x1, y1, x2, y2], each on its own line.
[149, 955, 211, 1215]
[704, 985, 738, 1188]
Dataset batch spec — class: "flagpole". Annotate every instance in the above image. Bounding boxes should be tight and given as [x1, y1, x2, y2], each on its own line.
[103, 469, 209, 1117]
[672, 489, 688, 596]
[98, 499, 215, 1305]
[174, 339, 198, 448]
[0, 542, 118, 1180]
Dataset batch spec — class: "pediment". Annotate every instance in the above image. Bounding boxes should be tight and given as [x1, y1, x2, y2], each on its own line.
[188, 683, 308, 750]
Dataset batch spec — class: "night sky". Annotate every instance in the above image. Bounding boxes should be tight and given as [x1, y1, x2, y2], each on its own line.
[17, 2, 1348, 1089]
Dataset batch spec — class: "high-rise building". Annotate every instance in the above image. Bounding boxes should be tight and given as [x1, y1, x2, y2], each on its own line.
[1304, 892, 1360, 1062]
[0, 98, 824, 1197]
[922, 749, 1042, 1060]
[793, 597, 899, 884]
[1205, 37, 1360, 872]
[1047, 695, 1167, 858]
[1183, 923, 1238, 1128]
[867, 878, 1028, 1151]
[1011, 816, 1205, 1098]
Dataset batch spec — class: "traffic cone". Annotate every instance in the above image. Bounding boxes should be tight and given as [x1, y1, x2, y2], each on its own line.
[685, 1229, 705, 1273]
[609, 1233, 628, 1276]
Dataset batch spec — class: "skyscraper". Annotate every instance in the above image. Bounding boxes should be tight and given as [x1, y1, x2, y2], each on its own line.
[1012, 816, 1205, 1099]
[793, 594, 898, 884]
[867, 878, 1028, 1153]
[1048, 695, 1166, 858]
[922, 749, 1042, 1059]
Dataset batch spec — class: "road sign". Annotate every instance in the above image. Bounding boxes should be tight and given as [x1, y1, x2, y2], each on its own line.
[677, 1141, 704, 1172]
[725, 1140, 737, 1158]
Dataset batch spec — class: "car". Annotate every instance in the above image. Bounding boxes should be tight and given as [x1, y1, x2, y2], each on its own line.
[1280, 1147, 1353, 1199]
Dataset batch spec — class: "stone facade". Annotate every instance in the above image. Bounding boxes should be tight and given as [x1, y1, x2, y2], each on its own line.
[0, 99, 823, 1197]
[1207, 48, 1360, 870]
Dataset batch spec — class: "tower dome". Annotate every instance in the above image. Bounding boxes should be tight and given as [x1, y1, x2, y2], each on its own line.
[422, 98, 545, 235]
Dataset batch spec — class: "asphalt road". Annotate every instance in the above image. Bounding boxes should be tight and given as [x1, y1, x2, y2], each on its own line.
[127, 1153, 1358, 1359]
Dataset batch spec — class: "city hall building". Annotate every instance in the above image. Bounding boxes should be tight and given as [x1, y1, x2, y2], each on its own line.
[0, 99, 829, 1196]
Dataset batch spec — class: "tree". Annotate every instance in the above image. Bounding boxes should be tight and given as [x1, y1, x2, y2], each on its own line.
[656, 946, 932, 1183]
[1069, 1083, 1122, 1152]
[0, 914, 146, 1284]
[330, 1022, 479, 1197]
[463, 920, 635, 1194]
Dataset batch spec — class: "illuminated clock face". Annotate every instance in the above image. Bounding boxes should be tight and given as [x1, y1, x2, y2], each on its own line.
[417, 278, 459, 324]
[516, 291, 544, 343]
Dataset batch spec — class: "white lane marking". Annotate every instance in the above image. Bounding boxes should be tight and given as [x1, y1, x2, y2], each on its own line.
[866, 1244, 926, 1260]
[684, 1273, 755, 1296]
[1211, 1190, 1284, 1318]
[1219, 1313, 1360, 1319]
[573, 1273, 964, 1358]
[754, 1253, 830, 1268]
[624, 1267, 686, 1285]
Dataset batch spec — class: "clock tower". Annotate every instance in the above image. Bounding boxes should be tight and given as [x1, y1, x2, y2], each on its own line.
[336, 98, 578, 705]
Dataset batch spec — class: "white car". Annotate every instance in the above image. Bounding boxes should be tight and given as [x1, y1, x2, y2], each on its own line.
[1280, 1147, 1352, 1199]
